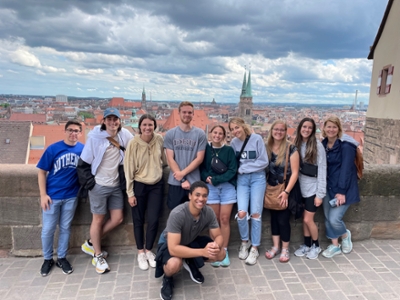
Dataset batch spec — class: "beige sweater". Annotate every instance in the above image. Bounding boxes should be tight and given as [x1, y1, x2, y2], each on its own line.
[124, 133, 167, 197]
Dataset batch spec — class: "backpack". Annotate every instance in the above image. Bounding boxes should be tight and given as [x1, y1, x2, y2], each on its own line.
[355, 147, 364, 180]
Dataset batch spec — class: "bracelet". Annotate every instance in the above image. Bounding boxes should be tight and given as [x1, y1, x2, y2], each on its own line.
[284, 190, 289, 195]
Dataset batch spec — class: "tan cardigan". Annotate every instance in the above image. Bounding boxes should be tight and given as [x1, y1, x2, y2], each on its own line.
[123, 133, 167, 197]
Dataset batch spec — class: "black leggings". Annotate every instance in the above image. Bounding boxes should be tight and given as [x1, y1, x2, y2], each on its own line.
[270, 208, 291, 242]
[131, 180, 164, 250]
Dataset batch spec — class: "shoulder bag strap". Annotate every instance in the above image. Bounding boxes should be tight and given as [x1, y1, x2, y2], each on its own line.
[282, 144, 290, 183]
[106, 136, 126, 152]
[237, 135, 250, 160]
[210, 142, 216, 156]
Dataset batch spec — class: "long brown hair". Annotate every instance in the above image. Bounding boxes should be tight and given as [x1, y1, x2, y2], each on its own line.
[294, 118, 317, 164]
[266, 120, 288, 165]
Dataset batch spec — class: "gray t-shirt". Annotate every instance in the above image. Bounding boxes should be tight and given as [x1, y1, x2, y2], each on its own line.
[163, 202, 219, 246]
[164, 126, 207, 185]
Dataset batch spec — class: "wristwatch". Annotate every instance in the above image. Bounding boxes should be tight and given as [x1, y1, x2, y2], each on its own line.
[180, 178, 187, 183]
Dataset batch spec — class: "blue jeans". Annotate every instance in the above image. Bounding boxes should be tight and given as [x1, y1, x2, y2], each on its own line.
[322, 195, 349, 240]
[236, 171, 266, 247]
[41, 197, 78, 259]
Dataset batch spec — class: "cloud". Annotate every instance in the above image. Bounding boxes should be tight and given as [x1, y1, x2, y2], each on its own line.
[42, 66, 66, 73]
[0, 0, 388, 104]
[9, 49, 41, 67]
[74, 68, 104, 75]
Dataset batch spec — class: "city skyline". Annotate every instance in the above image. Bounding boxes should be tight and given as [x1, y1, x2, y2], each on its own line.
[0, 0, 387, 105]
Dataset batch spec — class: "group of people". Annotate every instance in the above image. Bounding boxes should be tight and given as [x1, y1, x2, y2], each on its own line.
[36, 101, 360, 300]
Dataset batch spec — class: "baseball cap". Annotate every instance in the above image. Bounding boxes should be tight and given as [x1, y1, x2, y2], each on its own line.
[103, 107, 121, 118]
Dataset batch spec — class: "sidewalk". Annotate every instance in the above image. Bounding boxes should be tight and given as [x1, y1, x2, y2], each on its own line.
[0, 239, 399, 300]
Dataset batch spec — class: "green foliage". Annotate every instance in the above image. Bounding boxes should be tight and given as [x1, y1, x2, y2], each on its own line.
[78, 111, 94, 119]
[0, 103, 10, 108]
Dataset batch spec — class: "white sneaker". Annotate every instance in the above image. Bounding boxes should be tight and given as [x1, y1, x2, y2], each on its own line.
[146, 251, 157, 268]
[294, 244, 310, 257]
[245, 248, 259, 265]
[138, 253, 149, 271]
[306, 244, 322, 260]
[238, 240, 252, 260]
[92, 253, 110, 274]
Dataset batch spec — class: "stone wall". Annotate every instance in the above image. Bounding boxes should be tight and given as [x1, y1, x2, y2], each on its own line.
[0, 164, 399, 256]
[364, 117, 400, 164]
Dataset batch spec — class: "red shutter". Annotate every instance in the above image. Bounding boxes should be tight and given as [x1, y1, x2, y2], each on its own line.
[385, 66, 394, 94]
[377, 69, 383, 94]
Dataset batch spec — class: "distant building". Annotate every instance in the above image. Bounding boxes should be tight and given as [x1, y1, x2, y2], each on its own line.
[0, 121, 32, 164]
[238, 69, 253, 124]
[365, 0, 400, 165]
[55, 95, 68, 103]
[108, 97, 141, 109]
[141, 86, 147, 110]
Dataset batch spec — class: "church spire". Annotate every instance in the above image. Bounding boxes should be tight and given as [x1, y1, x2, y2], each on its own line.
[240, 66, 247, 97]
[246, 69, 252, 97]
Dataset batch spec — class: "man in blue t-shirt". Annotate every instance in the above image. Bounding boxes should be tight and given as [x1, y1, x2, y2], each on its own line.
[37, 120, 84, 276]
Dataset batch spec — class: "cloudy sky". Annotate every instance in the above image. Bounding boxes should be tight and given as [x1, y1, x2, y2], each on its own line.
[0, 0, 388, 104]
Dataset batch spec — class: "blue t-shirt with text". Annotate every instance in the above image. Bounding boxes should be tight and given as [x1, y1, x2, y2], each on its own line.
[37, 141, 84, 200]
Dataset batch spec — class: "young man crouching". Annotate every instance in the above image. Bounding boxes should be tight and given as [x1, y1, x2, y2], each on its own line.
[155, 181, 225, 300]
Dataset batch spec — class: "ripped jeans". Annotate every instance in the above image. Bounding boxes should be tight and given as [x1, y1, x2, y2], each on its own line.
[236, 171, 266, 247]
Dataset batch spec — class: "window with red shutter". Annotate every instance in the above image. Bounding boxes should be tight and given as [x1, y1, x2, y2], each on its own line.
[377, 69, 383, 95]
[385, 66, 394, 94]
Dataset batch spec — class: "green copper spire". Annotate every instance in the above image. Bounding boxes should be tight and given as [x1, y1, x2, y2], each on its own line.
[241, 71, 247, 97]
[246, 69, 252, 97]
[142, 85, 146, 96]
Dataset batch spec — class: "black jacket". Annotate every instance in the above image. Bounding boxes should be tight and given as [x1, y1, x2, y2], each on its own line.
[76, 158, 127, 199]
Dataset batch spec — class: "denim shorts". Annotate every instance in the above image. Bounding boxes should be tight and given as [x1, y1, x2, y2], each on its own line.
[206, 182, 237, 205]
[88, 184, 124, 215]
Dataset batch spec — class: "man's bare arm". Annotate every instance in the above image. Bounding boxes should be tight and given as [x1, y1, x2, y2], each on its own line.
[173, 150, 205, 181]
[167, 233, 208, 258]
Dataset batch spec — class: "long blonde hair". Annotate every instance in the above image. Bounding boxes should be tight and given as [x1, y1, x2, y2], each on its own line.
[266, 120, 289, 165]
[228, 117, 251, 136]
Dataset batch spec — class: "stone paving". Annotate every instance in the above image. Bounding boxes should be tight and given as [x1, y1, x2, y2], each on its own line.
[0, 239, 400, 300]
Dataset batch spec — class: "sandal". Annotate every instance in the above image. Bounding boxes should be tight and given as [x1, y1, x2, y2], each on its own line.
[265, 247, 280, 259]
[279, 248, 290, 263]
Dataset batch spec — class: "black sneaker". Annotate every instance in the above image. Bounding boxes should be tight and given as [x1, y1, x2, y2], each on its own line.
[40, 259, 54, 277]
[56, 258, 74, 275]
[182, 258, 204, 284]
[160, 276, 174, 300]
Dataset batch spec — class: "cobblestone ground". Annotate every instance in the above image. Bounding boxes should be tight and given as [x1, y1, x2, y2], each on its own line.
[0, 239, 399, 300]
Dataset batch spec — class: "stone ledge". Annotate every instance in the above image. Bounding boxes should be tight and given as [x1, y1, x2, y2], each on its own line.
[0, 164, 399, 256]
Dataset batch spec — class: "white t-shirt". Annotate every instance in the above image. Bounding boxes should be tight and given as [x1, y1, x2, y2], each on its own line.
[95, 141, 120, 187]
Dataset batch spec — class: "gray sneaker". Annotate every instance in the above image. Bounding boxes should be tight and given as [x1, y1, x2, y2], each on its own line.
[341, 229, 353, 254]
[238, 240, 252, 260]
[306, 244, 321, 260]
[294, 244, 310, 257]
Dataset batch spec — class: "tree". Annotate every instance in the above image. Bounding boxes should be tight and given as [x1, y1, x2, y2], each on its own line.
[78, 111, 94, 119]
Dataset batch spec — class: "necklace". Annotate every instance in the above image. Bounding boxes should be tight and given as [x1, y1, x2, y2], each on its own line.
[211, 142, 223, 156]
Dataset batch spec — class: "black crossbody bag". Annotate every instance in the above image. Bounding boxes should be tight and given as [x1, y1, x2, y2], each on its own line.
[300, 161, 318, 177]
[210, 144, 228, 174]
